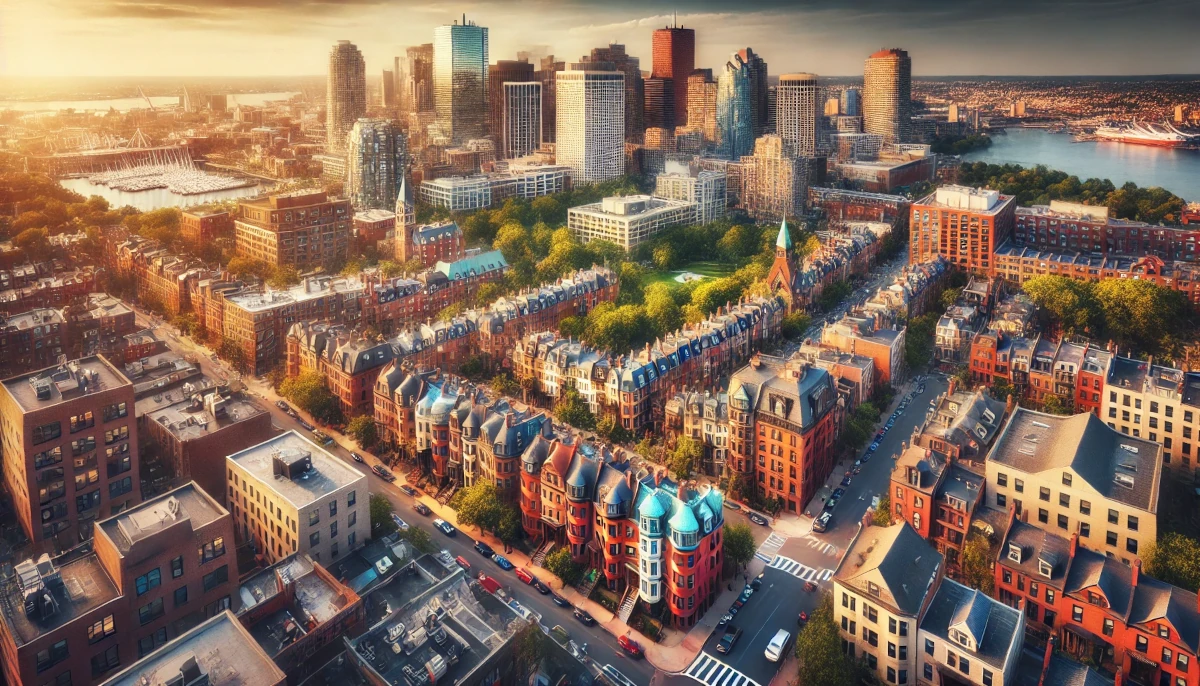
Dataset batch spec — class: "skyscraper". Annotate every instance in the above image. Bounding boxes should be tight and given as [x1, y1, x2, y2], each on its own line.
[537, 55, 565, 144]
[487, 59, 535, 141]
[840, 87, 861, 117]
[556, 65, 625, 183]
[716, 53, 754, 160]
[584, 44, 643, 142]
[382, 69, 396, 108]
[644, 77, 675, 131]
[405, 44, 434, 114]
[347, 118, 409, 210]
[503, 82, 542, 158]
[734, 48, 769, 138]
[326, 40, 366, 155]
[776, 73, 821, 157]
[687, 69, 718, 147]
[863, 48, 912, 144]
[433, 17, 489, 144]
[651, 23, 695, 128]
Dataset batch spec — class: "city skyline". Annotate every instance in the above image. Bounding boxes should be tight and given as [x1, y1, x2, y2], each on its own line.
[4, 0, 1200, 79]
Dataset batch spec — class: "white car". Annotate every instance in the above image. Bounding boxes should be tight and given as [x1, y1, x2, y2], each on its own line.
[765, 629, 791, 662]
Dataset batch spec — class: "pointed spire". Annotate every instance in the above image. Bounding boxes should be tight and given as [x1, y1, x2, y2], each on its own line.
[776, 218, 793, 251]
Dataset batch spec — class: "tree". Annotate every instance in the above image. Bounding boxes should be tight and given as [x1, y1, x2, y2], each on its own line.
[596, 415, 633, 445]
[267, 265, 301, 289]
[279, 370, 343, 424]
[1093, 278, 1185, 353]
[370, 493, 397, 534]
[724, 522, 756, 571]
[511, 623, 550, 677]
[1143, 532, 1200, 592]
[668, 436, 703, 480]
[953, 365, 972, 389]
[346, 415, 378, 449]
[1023, 275, 1098, 336]
[644, 283, 683, 335]
[1041, 393, 1071, 416]
[781, 312, 812, 340]
[13, 227, 53, 262]
[226, 256, 271, 281]
[453, 482, 505, 533]
[873, 494, 892, 527]
[396, 526, 436, 554]
[544, 547, 582, 586]
[940, 287, 963, 311]
[553, 385, 595, 430]
[217, 337, 248, 372]
[497, 507, 522, 545]
[796, 593, 858, 686]
[489, 373, 520, 398]
[960, 533, 996, 594]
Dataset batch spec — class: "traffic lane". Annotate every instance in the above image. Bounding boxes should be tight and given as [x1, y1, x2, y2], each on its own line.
[700, 567, 811, 686]
[375, 487, 656, 685]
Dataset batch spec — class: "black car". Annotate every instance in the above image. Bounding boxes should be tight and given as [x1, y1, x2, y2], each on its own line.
[573, 608, 596, 626]
[747, 512, 769, 526]
[716, 626, 743, 654]
[474, 541, 495, 558]
[551, 593, 571, 608]
[414, 502, 432, 516]
[399, 485, 417, 497]
[750, 573, 764, 591]
[533, 579, 552, 595]
[350, 452, 364, 463]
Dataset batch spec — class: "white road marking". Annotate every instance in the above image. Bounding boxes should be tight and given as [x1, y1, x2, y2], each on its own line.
[684, 653, 761, 686]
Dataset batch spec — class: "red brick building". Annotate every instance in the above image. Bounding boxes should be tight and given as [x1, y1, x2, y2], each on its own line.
[1015, 201, 1200, 262]
[0, 308, 70, 380]
[910, 185, 1016, 275]
[395, 221, 465, 269]
[180, 208, 234, 245]
[234, 191, 352, 269]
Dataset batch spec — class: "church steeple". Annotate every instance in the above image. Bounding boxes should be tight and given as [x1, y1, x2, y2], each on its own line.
[394, 175, 416, 263]
[775, 218, 793, 256]
[766, 217, 800, 312]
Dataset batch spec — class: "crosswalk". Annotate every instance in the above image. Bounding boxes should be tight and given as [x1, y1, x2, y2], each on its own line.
[683, 653, 762, 686]
[754, 532, 788, 562]
[767, 555, 833, 582]
[803, 537, 839, 557]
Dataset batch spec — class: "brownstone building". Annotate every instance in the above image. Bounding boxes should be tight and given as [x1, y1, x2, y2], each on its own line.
[180, 208, 234, 245]
[234, 191, 352, 269]
[0, 308, 70, 380]
[1, 355, 140, 552]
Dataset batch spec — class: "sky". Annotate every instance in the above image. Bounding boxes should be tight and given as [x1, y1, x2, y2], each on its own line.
[2, 0, 1199, 79]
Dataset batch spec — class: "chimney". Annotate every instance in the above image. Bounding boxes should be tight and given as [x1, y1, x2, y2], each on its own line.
[947, 376, 958, 396]
[1069, 532, 1079, 559]
[1006, 393, 1016, 415]
[1037, 636, 1056, 686]
[1131, 558, 1140, 588]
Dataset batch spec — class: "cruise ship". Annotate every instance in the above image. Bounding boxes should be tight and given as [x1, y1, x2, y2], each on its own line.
[1093, 120, 1194, 148]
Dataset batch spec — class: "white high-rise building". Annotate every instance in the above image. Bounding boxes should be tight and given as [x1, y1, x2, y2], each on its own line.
[655, 161, 727, 224]
[776, 73, 822, 157]
[326, 40, 366, 155]
[863, 48, 912, 145]
[555, 66, 625, 183]
[502, 82, 542, 159]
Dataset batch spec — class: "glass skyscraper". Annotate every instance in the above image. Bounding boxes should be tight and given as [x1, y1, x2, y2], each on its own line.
[347, 118, 408, 210]
[716, 55, 754, 160]
[326, 40, 366, 155]
[433, 18, 489, 144]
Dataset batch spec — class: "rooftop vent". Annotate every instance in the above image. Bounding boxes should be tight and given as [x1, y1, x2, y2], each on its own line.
[1114, 473, 1135, 489]
[272, 448, 312, 480]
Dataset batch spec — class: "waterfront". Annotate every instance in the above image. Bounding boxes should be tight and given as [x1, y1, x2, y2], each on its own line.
[0, 91, 300, 113]
[59, 176, 267, 211]
[963, 127, 1200, 198]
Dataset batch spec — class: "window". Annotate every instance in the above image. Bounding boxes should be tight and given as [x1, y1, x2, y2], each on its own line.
[330, 521, 337, 538]
[1108, 509, 1119, 524]
[925, 638, 934, 655]
[1039, 487, 1050, 502]
[888, 642, 896, 658]
[887, 667, 896, 684]
[1107, 531, 1118, 546]
[108, 477, 132, 499]
[348, 531, 356, 548]
[1127, 538, 1139, 554]
[1059, 493, 1070, 507]
[899, 645, 907, 661]
[329, 500, 337, 517]
[1046, 589, 1056, 604]
[1163, 647, 1173, 664]
[310, 531, 320, 546]
[1178, 654, 1189, 671]
[924, 664, 933, 680]
[899, 621, 908, 637]
[1038, 508, 1049, 524]
[347, 490, 356, 507]
[174, 585, 188, 607]
[997, 493, 1007, 508]
[138, 598, 164, 625]
[1072, 605, 1083, 623]
[1103, 618, 1114, 636]
[959, 657, 970, 673]
[33, 421, 63, 445]
[1159, 624, 1170, 639]
[865, 605, 878, 622]
[1080, 523, 1091, 538]
[997, 473, 1008, 487]
[1057, 514, 1069, 530]
[1014, 479, 1024, 493]
[1128, 515, 1139, 531]
[90, 645, 119, 678]
[889, 617, 897, 634]
[1080, 500, 1091, 515]
[348, 511, 356, 527]
[202, 565, 229, 592]
[1062, 473, 1072, 486]
[1136, 634, 1148, 652]
[983, 669, 993, 686]
[135, 568, 161, 596]
[88, 615, 115, 644]
[171, 556, 183, 579]
[309, 510, 320, 526]
[198, 537, 225, 564]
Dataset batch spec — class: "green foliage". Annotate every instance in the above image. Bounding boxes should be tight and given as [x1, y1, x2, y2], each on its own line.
[217, 337, 248, 373]
[961, 533, 996, 594]
[1143, 532, 1200, 592]
[553, 385, 596, 430]
[929, 134, 993, 155]
[266, 265, 300, 289]
[489, 373, 521, 398]
[1023, 275, 1098, 335]
[595, 415, 634, 445]
[817, 280, 853, 312]
[226, 256, 272, 281]
[279, 370, 344, 425]
[940, 287, 964, 311]
[346, 415, 378, 449]
[723, 522, 756, 570]
[396, 525, 436, 554]
[544, 547, 583, 586]
[668, 436, 703, 480]
[873, 494, 892, 527]
[781, 312, 812, 340]
[958, 162, 1184, 224]
[511, 623, 551, 677]
[905, 312, 940, 372]
[13, 227, 53, 262]
[497, 508, 521, 544]
[370, 493, 397, 535]
[1041, 393, 1071, 416]
[796, 593, 858, 686]
[452, 482, 512, 534]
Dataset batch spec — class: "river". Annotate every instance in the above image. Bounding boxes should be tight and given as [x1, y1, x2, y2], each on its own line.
[0, 91, 300, 113]
[59, 177, 267, 212]
[962, 127, 1200, 199]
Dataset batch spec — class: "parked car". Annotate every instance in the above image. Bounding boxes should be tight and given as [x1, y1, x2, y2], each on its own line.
[551, 593, 571, 608]
[716, 626, 743, 654]
[868, 441, 880, 452]
[723, 501, 741, 511]
[515, 568, 535, 585]
[803, 581, 818, 592]
[738, 586, 754, 603]
[434, 519, 457, 536]
[492, 554, 514, 571]
[350, 452, 364, 463]
[573, 608, 596, 626]
[764, 629, 791, 662]
[813, 511, 832, 533]
[399, 485, 417, 497]
[474, 541, 495, 558]
[455, 556, 471, 572]
[747, 512, 769, 526]
[533, 579, 552, 595]
[831, 488, 846, 500]
[372, 465, 395, 482]
[716, 613, 733, 627]
[414, 502, 432, 516]
[287, 409, 299, 419]
[390, 514, 409, 531]
[840, 475, 852, 487]
[750, 573, 764, 591]
[311, 429, 333, 445]
[275, 400, 291, 411]
[617, 635, 643, 658]
[297, 418, 315, 431]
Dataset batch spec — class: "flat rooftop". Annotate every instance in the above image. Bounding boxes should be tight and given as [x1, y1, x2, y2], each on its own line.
[1, 308, 64, 331]
[2, 355, 131, 412]
[223, 275, 365, 313]
[145, 393, 266, 442]
[134, 374, 221, 417]
[99, 611, 285, 686]
[240, 555, 351, 656]
[1, 553, 120, 647]
[97, 482, 228, 555]
[228, 431, 364, 509]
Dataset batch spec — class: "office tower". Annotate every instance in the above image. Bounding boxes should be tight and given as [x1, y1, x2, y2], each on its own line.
[0, 355, 139, 550]
[405, 44, 434, 113]
[502, 82, 542, 158]
[584, 44, 644, 142]
[536, 55, 565, 145]
[863, 48, 912, 144]
[655, 163, 727, 224]
[767, 86, 778, 133]
[716, 53, 754, 160]
[382, 69, 396, 108]
[687, 69, 718, 147]
[777, 73, 822, 157]
[644, 77, 675, 131]
[733, 48, 769, 138]
[347, 118, 409, 210]
[824, 97, 840, 116]
[326, 40, 366, 155]
[651, 23, 695, 128]
[841, 87, 861, 117]
[433, 17, 489, 144]
[394, 56, 403, 109]
[556, 65, 625, 183]
[487, 59, 535, 141]
[740, 134, 817, 222]
[948, 103, 961, 123]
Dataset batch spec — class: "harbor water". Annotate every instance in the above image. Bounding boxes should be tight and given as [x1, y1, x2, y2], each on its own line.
[0, 91, 300, 113]
[58, 177, 265, 212]
[963, 127, 1200, 199]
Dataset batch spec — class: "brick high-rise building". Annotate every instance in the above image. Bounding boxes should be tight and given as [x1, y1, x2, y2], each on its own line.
[909, 185, 1016, 275]
[487, 59, 535, 142]
[651, 23, 695, 129]
[863, 48, 912, 144]
[686, 69, 717, 147]
[326, 41, 366, 155]
[179, 208, 233, 245]
[234, 191, 352, 269]
[1, 355, 139, 551]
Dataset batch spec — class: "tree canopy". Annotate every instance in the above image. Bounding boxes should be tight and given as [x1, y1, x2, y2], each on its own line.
[1143, 532, 1200, 593]
[960, 533, 996, 594]
[553, 385, 596, 430]
[279, 370, 343, 425]
[724, 522, 756, 571]
[796, 593, 859, 686]
[346, 415, 378, 449]
[544, 547, 583, 586]
[668, 436, 704, 480]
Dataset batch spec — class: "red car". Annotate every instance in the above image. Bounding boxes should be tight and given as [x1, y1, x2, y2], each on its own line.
[617, 635, 643, 658]
[455, 556, 471, 572]
[515, 568, 535, 585]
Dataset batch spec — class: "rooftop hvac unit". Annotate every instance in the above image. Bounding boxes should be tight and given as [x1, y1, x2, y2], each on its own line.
[163, 655, 209, 686]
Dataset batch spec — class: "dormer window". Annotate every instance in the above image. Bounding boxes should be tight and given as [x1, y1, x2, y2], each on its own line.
[867, 581, 880, 598]
[1038, 559, 1053, 578]
[1008, 543, 1023, 564]
[703, 515, 712, 534]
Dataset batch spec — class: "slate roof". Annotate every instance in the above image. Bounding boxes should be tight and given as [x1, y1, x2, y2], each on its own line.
[997, 519, 1071, 590]
[1064, 547, 1134, 617]
[836, 523, 941, 616]
[920, 578, 1023, 669]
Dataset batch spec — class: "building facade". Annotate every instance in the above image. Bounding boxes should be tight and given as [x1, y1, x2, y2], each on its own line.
[432, 18, 489, 144]
[650, 25, 695, 129]
[776, 73, 822, 157]
[653, 166, 727, 224]
[555, 66, 625, 183]
[910, 185, 1017, 275]
[326, 41, 367, 155]
[346, 118, 408, 210]
[501, 82, 542, 159]
[567, 195, 696, 249]
[234, 191, 353, 269]
[863, 48, 912, 145]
